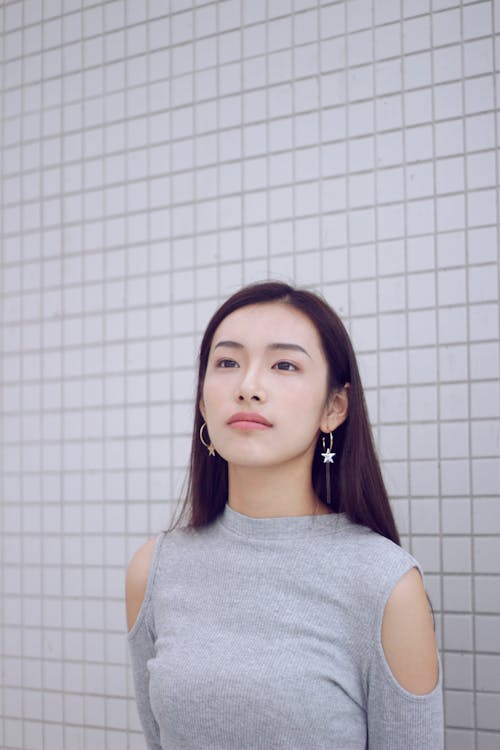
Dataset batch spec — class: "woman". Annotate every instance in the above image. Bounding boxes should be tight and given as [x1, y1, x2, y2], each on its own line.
[126, 281, 443, 750]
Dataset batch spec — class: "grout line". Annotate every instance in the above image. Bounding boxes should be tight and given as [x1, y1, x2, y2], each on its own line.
[0, 3, 5, 746]
[429, 0, 446, 731]
[103, 0, 114, 747]
[19, 0, 27, 746]
[290, 0, 297, 283]
[398, 0, 412, 557]
[344, 2, 350, 325]
[58, 0, 71, 741]
[371, 0, 382, 502]
[317, 0, 325, 294]
[123, 0, 138, 743]
[167, 0, 176, 533]
[459, 0, 478, 743]
[264, 0, 270, 280]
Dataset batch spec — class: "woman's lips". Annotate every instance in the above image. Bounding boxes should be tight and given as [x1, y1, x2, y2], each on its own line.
[227, 412, 272, 430]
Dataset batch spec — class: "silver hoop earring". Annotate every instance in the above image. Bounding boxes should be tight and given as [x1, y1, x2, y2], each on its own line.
[321, 431, 336, 505]
[200, 422, 215, 457]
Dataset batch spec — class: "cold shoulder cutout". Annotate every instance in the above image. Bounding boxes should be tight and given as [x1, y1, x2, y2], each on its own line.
[125, 536, 159, 632]
[381, 567, 439, 695]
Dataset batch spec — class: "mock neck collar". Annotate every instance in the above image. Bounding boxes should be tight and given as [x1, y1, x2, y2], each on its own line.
[217, 502, 350, 539]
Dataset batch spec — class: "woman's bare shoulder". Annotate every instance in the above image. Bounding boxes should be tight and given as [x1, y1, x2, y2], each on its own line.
[125, 536, 159, 632]
[381, 567, 439, 695]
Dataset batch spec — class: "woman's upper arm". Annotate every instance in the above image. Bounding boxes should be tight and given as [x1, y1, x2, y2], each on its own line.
[126, 537, 158, 632]
[381, 566, 439, 695]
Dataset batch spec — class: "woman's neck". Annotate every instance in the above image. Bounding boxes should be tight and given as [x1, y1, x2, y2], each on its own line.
[227, 462, 331, 518]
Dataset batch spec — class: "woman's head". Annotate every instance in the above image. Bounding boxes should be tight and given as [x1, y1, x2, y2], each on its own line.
[176, 281, 399, 545]
[200, 299, 349, 476]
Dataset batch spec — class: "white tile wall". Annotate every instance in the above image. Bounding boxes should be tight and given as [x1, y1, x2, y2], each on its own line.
[1, 1, 499, 748]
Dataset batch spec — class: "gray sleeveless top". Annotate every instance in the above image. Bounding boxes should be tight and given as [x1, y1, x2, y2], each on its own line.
[128, 504, 443, 749]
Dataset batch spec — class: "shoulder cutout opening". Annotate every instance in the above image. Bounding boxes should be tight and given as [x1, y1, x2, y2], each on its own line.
[381, 567, 439, 696]
[125, 536, 158, 632]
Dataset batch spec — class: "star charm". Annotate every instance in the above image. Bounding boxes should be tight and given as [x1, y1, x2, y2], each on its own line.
[321, 448, 336, 463]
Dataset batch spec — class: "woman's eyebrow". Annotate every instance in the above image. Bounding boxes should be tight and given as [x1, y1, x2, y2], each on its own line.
[214, 340, 244, 350]
[268, 342, 311, 358]
[214, 340, 311, 358]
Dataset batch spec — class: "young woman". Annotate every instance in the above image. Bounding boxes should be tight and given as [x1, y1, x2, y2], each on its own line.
[126, 281, 443, 750]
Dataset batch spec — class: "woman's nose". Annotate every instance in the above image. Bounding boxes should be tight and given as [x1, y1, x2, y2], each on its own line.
[235, 369, 266, 403]
[238, 391, 261, 402]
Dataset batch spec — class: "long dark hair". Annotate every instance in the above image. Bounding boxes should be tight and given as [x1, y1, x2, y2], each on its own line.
[171, 281, 400, 546]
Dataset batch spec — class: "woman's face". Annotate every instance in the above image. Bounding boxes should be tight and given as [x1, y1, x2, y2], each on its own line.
[201, 302, 342, 470]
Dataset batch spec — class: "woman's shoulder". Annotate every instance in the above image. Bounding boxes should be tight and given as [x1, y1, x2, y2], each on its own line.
[332, 520, 422, 612]
[337, 523, 439, 692]
[340, 518, 418, 572]
[126, 534, 163, 632]
[380, 565, 439, 694]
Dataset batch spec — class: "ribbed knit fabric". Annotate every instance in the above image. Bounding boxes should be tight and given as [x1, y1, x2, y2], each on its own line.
[128, 504, 444, 750]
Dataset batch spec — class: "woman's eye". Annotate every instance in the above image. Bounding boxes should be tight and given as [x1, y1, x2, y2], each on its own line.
[273, 361, 297, 371]
[217, 358, 239, 368]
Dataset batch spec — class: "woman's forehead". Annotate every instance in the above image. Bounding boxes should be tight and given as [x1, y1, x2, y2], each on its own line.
[211, 302, 323, 352]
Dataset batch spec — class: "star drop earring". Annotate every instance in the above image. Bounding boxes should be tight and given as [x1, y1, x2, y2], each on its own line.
[321, 432, 335, 463]
[321, 431, 335, 505]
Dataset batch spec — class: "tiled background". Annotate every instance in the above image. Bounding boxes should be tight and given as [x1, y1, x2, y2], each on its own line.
[1, 0, 499, 748]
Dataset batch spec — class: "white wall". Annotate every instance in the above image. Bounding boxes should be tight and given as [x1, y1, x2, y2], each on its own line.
[1, 1, 499, 748]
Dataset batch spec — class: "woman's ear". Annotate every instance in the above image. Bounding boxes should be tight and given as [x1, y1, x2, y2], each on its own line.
[319, 384, 349, 433]
[199, 398, 206, 420]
